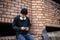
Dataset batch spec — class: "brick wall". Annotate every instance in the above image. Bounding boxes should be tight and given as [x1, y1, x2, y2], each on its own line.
[0, 0, 60, 40]
[0, 0, 31, 23]
[44, 0, 60, 27]
[31, 0, 45, 40]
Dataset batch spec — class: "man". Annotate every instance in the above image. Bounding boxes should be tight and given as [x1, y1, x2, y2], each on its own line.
[12, 8, 34, 40]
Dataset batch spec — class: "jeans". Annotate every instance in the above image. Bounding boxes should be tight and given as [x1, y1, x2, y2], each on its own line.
[16, 33, 34, 40]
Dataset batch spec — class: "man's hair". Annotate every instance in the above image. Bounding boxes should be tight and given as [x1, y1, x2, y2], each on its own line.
[21, 8, 28, 15]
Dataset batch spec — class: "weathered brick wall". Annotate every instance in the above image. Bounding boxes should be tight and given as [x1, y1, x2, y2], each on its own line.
[44, 0, 60, 27]
[0, 0, 31, 23]
[31, 0, 45, 40]
[0, 0, 60, 40]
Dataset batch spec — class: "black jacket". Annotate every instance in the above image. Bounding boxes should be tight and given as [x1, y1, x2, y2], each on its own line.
[12, 15, 31, 34]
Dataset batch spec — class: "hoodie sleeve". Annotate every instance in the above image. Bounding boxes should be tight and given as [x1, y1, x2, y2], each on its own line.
[12, 16, 20, 31]
[28, 17, 31, 30]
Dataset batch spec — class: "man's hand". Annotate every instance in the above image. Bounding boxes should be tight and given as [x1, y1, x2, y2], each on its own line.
[21, 27, 26, 30]
[21, 27, 29, 31]
[25, 27, 29, 31]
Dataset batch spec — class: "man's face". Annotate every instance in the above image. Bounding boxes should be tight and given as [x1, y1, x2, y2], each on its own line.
[21, 14, 27, 18]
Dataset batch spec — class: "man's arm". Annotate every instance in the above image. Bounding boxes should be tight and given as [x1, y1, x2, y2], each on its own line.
[28, 18, 31, 30]
[25, 17, 31, 31]
[12, 16, 20, 31]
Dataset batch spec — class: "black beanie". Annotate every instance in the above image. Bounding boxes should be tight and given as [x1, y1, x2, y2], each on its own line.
[21, 8, 28, 15]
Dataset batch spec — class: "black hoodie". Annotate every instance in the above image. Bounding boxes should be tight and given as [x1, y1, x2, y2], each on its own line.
[12, 15, 31, 34]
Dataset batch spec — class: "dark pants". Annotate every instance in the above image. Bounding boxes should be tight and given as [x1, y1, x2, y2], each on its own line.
[16, 33, 34, 40]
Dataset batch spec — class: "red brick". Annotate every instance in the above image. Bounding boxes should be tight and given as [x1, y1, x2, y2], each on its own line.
[7, 15, 13, 18]
[2, 14, 7, 18]
[0, 11, 3, 14]
[7, 9, 15, 12]
[11, 12, 17, 16]
[14, 4, 21, 8]
[1, 17, 5, 22]
[4, 18, 8, 22]
[11, 6, 18, 10]
[8, 3, 14, 7]
[5, 12, 11, 15]
[0, 4, 3, 7]
[11, 1, 18, 5]
[0, 18, 1, 22]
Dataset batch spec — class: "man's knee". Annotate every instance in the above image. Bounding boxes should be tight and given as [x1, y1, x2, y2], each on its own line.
[25, 34, 34, 40]
[16, 34, 25, 40]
